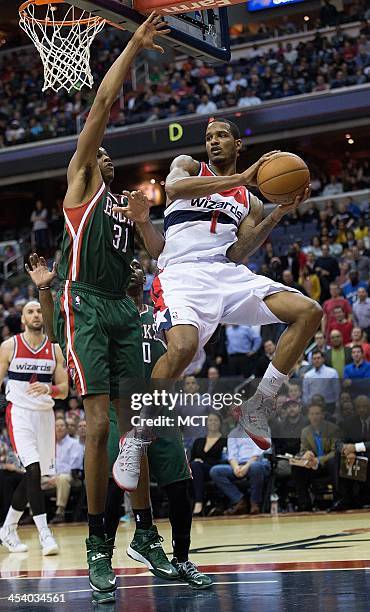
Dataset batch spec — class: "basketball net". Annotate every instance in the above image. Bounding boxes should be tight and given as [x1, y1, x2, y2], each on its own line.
[19, 0, 106, 93]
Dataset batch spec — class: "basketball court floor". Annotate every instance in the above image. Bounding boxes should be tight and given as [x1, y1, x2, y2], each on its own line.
[0, 511, 369, 611]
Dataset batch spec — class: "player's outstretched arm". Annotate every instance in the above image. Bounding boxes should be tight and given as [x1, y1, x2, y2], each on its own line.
[112, 190, 165, 259]
[227, 189, 310, 262]
[165, 152, 279, 201]
[25, 254, 57, 342]
[66, 13, 170, 205]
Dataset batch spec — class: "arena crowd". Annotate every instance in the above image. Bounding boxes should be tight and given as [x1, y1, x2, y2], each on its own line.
[1, 13, 370, 146]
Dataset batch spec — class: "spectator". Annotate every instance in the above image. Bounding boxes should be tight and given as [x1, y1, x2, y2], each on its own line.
[298, 265, 321, 301]
[342, 271, 369, 306]
[210, 425, 270, 515]
[352, 288, 370, 340]
[255, 339, 276, 377]
[325, 330, 352, 377]
[327, 306, 353, 345]
[5, 120, 25, 145]
[302, 350, 340, 413]
[281, 269, 307, 295]
[335, 395, 370, 510]
[190, 413, 226, 516]
[314, 244, 340, 300]
[177, 376, 209, 451]
[273, 399, 308, 466]
[0, 432, 25, 523]
[76, 419, 86, 471]
[196, 94, 217, 115]
[287, 381, 302, 403]
[346, 326, 370, 362]
[350, 245, 370, 282]
[291, 403, 340, 511]
[225, 324, 262, 377]
[42, 419, 82, 524]
[307, 331, 329, 364]
[322, 283, 352, 336]
[30, 200, 49, 252]
[322, 175, 343, 197]
[343, 345, 370, 396]
[66, 416, 78, 438]
[238, 89, 262, 107]
[320, 0, 338, 26]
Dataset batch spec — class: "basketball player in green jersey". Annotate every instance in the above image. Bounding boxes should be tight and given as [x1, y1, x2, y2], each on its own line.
[106, 259, 212, 589]
[52, 13, 170, 595]
[27, 254, 211, 590]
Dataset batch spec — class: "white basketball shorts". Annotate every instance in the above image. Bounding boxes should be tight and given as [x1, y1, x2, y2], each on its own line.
[6, 404, 56, 476]
[152, 260, 300, 355]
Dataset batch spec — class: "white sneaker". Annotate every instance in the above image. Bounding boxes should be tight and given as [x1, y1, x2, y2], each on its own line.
[238, 391, 273, 450]
[0, 524, 28, 553]
[39, 528, 59, 556]
[112, 430, 152, 491]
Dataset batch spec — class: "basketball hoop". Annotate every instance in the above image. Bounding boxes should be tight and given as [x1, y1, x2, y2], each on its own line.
[19, 0, 107, 92]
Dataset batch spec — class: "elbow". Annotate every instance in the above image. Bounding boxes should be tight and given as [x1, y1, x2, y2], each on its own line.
[165, 184, 177, 202]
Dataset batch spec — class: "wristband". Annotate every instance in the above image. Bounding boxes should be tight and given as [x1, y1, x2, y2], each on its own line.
[51, 385, 60, 398]
[38, 286, 51, 291]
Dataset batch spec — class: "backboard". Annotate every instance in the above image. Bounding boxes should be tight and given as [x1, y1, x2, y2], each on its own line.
[70, 0, 230, 62]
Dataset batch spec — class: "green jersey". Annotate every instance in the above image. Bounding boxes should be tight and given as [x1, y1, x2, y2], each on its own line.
[140, 304, 166, 379]
[59, 184, 134, 293]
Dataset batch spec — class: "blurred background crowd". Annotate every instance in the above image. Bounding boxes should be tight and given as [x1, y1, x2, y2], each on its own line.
[1, 2, 370, 146]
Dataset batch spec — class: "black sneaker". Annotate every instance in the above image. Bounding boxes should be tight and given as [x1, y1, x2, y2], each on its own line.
[171, 558, 213, 589]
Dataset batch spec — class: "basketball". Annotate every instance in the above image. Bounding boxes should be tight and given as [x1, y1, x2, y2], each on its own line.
[257, 152, 310, 205]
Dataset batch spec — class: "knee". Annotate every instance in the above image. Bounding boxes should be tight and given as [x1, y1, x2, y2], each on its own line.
[56, 473, 71, 483]
[167, 334, 198, 366]
[302, 299, 323, 327]
[248, 462, 263, 477]
[209, 465, 222, 481]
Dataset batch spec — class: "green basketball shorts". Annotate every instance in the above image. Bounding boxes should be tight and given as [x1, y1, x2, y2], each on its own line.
[54, 281, 143, 399]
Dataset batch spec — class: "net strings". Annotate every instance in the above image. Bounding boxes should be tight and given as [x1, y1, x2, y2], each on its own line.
[19, 3, 105, 92]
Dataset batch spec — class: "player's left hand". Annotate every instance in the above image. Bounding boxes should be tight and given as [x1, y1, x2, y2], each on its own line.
[27, 382, 50, 397]
[271, 186, 311, 221]
[133, 13, 171, 54]
[25, 253, 57, 288]
[112, 190, 151, 224]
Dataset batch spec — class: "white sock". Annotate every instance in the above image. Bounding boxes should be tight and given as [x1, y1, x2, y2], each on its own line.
[257, 363, 289, 399]
[3, 506, 23, 528]
[33, 513, 48, 534]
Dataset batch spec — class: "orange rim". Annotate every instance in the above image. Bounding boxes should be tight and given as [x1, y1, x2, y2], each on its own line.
[19, 0, 105, 26]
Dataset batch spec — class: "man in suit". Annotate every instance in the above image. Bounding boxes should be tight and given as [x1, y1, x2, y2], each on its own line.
[291, 403, 341, 511]
[332, 395, 370, 510]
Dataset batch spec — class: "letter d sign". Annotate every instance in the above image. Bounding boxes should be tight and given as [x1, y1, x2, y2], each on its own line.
[169, 123, 183, 142]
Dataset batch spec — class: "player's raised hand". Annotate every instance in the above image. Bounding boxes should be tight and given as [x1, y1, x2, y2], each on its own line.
[241, 151, 280, 186]
[133, 13, 171, 54]
[271, 186, 311, 221]
[112, 190, 151, 224]
[25, 253, 57, 288]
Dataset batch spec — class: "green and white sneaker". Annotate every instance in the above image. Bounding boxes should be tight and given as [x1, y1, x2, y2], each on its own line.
[127, 525, 179, 580]
[171, 558, 213, 589]
[86, 535, 117, 593]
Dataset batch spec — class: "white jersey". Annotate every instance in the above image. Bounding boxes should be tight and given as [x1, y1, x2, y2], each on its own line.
[6, 334, 56, 412]
[158, 162, 251, 268]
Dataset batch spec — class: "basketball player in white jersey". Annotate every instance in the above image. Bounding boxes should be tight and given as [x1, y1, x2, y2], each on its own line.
[111, 118, 322, 485]
[0, 301, 68, 554]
